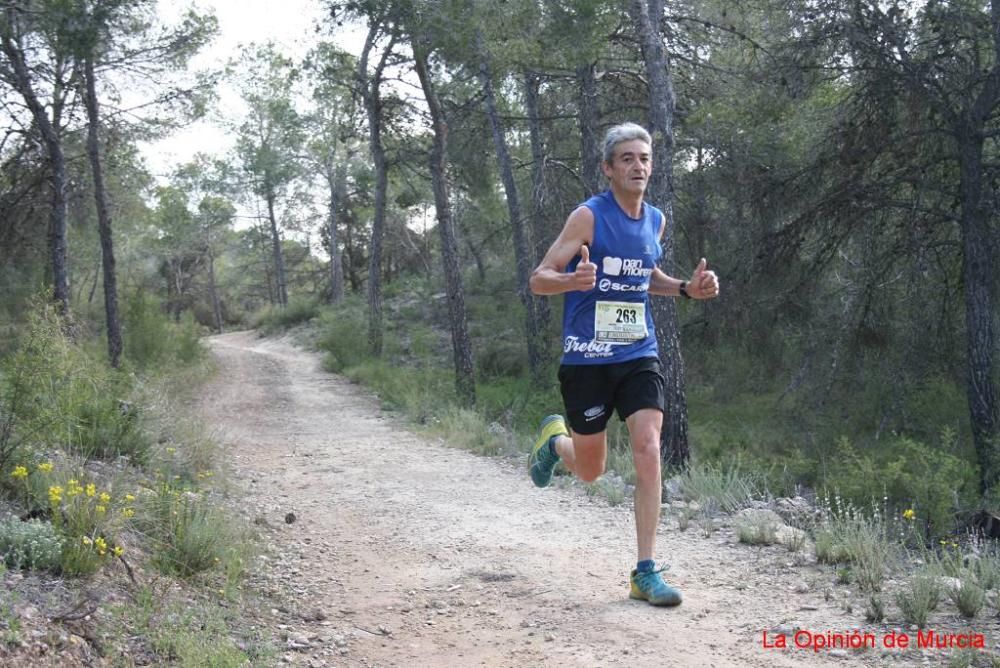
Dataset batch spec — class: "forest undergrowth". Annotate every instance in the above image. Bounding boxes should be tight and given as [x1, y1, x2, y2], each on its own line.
[0, 298, 275, 666]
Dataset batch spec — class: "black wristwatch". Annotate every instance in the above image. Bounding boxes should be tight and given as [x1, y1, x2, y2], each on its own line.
[679, 281, 692, 299]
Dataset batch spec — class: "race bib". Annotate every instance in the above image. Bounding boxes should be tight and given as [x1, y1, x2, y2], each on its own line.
[594, 301, 647, 344]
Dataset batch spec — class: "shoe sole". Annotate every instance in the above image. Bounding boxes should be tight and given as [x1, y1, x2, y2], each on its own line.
[629, 591, 683, 606]
[629, 574, 683, 607]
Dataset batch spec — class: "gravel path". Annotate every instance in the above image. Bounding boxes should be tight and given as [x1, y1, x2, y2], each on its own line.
[198, 331, 893, 667]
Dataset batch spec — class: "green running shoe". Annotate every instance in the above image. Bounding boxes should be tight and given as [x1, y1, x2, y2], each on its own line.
[629, 567, 683, 606]
[528, 414, 567, 488]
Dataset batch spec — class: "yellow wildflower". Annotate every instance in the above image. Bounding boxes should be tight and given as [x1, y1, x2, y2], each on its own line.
[99, 492, 111, 503]
[166, 447, 176, 455]
[96, 505, 106, 515]
[112, 546, 123, 557]
[85, 483, 96, 497]
[48, 485, 64, 504]
[122, 508, 135, 518]
[81, 536, 92, 546]
[94, 537, 107, 556]
[902, 509, 916, 521]
[10, 466, 28, 480]
[124, 494, 136, 502]
[37, 462, 53, 473]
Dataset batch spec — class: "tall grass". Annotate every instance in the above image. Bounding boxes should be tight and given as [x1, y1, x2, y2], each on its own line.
[681, 460, 764, 513]
[814, 496, 899, 592]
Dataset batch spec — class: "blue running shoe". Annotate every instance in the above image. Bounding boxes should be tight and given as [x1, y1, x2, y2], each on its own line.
[528, 415, 567, 488]
[629, 567, 683, 606]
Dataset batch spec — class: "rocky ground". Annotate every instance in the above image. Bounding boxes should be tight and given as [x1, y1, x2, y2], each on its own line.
[194, 331, 1000, 668]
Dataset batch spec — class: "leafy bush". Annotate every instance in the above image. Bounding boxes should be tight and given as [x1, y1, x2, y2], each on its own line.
[0, 304, 149, 466]
[123, 291, 204, 369]
[317, 299, 370, 372]
[822, 435, 977, 537]
[43, 471, 129, 575]
[252, 297, 321, 335]
[0, 518, 61, 571]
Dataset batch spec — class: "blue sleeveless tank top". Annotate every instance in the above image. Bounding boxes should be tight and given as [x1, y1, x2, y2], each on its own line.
[561, 191, 663, 365]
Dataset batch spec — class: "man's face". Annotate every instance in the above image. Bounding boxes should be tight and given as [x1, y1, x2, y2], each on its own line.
[601, 139, 652, 195]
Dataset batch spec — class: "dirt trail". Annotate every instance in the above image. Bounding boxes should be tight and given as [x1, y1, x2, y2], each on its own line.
[199, 331, 873, 667]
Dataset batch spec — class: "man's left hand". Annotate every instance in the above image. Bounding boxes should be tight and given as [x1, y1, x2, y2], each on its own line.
[690, 258, 720, 300]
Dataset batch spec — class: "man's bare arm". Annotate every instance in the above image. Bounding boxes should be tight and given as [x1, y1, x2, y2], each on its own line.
[530, 206, 597, 296]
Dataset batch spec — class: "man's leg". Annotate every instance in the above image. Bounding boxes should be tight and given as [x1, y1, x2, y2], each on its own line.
[625, 408, 663, 561]
[625, 407, 681, 606]
[529, 417, 607, 487]
[553, 431, 606, 482]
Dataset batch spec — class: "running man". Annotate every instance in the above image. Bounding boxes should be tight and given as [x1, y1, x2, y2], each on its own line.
[527, 122, 719, 606]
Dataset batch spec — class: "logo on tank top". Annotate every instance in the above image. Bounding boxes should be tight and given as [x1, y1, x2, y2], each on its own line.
[601, 256, 652, 278]
[563, 336, 614, 359]
[599, 279, 649, 293]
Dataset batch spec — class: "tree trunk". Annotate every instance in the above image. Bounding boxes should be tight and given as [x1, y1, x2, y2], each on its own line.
[327, 161, 346, 304]
[957, 133, 1000, 494]
[476, 32, 544, 379]
[522, 70, 552, 338]
[0, 21, 70, 317]
[358, 24, 395, 357]
[83, 53, 122, 368]
[207, 253, 223, 333]
[631, 0, 690, 472]
[413, 42, 476, 405]
[265, 189, 288, 307]
[576, 62, 601, 197]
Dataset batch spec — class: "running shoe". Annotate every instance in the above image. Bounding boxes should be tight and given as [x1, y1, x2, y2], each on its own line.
[528, 414, 567, 488]
[629, 567, 683, 606]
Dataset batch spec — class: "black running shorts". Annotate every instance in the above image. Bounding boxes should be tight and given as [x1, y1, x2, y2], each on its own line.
[557, 357, 665, 435]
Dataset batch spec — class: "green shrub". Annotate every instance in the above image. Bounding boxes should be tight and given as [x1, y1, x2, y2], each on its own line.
[895, 573, 941, 628]
[139, 485, 231, 577]
[813, 497, 897, 591]
[43, 472, 129, 575]
[0, 304, 150, 466]
[864, 594, 885, 623]
[123, 292, 205, 369]
[950, 574, 985, 619]
[736, 514, 779, 545]
[821, 436, 976, 537]
[252, 297, 321, 334]
[317, 300, 370, 372]
[0, 518, 61, 571]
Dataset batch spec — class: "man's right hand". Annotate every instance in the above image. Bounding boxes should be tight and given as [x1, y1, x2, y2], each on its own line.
[572, 244, 597, 291]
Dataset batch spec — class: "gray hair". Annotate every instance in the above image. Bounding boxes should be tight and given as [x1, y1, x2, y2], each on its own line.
[602, 123, 652, 164]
